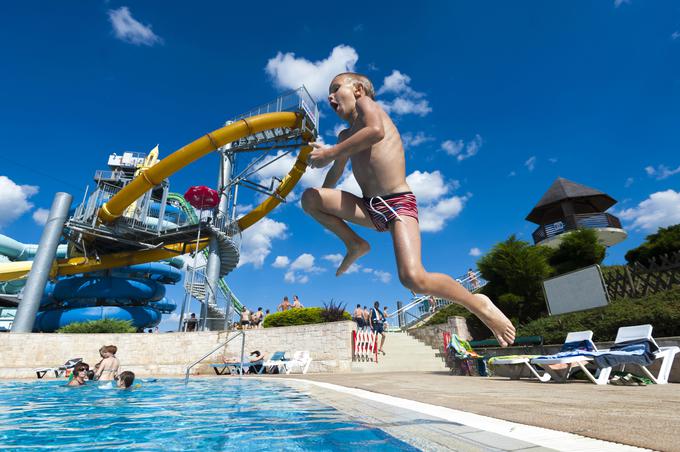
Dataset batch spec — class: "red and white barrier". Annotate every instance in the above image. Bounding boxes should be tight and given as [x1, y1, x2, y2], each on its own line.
[352, 328, 378, 362]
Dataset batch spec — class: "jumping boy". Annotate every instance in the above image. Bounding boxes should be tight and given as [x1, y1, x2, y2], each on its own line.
[302, 72, 515, 346]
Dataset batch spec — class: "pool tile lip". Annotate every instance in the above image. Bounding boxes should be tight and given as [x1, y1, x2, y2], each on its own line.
[279, 378, 651, 452]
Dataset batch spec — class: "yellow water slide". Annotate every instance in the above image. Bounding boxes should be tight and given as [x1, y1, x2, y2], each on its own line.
[0, 112, 312, 282]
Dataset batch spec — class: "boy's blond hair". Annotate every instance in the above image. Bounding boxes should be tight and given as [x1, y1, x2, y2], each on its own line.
[334, 72, 376, 99]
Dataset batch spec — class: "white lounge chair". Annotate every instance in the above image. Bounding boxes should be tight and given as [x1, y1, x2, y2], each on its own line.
[35, 358, 82, 379]
[283, 351, 312, 374]
[608, 324, 679, 385]
[264, 351, 289, 374]
[490, 330, 595, 383]
[530, 331, 612, 385]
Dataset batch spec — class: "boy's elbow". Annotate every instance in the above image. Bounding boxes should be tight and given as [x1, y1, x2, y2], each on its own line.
[370, 126, 385, 142]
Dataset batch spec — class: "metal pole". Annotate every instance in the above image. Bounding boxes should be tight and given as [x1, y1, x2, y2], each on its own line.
[240, 331, 246, 375]
[156, 182, 169, 235]
[203, 234, 220, 331]
[397, 301, 404, 329]
[12, 192, 72, 333]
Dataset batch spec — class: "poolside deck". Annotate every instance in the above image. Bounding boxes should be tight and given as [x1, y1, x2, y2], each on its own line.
[286, 371, 680, 451]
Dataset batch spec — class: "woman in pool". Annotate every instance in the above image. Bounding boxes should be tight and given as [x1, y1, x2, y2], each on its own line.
[67, 363, 90, 387]
[94, 345, 119, 381]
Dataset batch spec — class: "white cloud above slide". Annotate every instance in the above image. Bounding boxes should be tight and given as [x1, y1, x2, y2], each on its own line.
[377, 70, 432, 117]
[238, 217, 288, 268]
[108, 7, 163, 46]
[0, 176, 39, 229]
[32, 208, 49, 226]
[265, 45, 359, 100]
[617, 189, 680, 232]
[441, 135, 483, 161]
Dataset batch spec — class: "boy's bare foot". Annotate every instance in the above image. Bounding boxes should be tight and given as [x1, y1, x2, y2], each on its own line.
[470, 294, 516, 347]
[336, 240, 370, 276]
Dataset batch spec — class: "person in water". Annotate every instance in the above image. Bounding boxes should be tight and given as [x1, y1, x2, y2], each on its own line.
[302, 72, 515, 347]
[94, 345, 119, 381]
[67, 362, 90, 387]
[116, 371, 135, 389]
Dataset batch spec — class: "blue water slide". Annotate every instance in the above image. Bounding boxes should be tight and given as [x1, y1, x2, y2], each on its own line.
[34, 306, 163, 332]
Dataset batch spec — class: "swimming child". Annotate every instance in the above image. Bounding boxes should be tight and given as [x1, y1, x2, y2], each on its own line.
[303, 72, 515, 346]
[94, 345, 120, 381]
[67, 362, 90, 387]
[116, 371, 135, 389]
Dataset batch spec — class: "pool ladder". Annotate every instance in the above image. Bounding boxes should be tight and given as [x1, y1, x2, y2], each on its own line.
[184, 330, 246, 384]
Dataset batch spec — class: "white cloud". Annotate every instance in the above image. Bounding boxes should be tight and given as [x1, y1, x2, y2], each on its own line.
[281, 253, 324, 283]
[336, 171, 362, 197]
[525, 156, 537, 172]
[617, 190, 680, 232]
[548, 158, 558, 164]
[238, 217, 288, 268]
[0, 176, 38, 229]
[108, 7, 163, 46]
[406, 170, 453, 203]
[644, 164, 680, 180]
[322, 254, 343, 266]
[508, 171, 517, 177]
[469, 247, 482, 257]
[265, 45, 359, 100]
[32, 208, 49, 226]
[419, 195, 467, 232]
[376, 70, 432, 117]
[379, 97, 432, 116]
[614, 0, 630, 7]
[402, 131, 434, 149]
[441, 135, 482, 161]
[372, 270, 392, 283]
[272, 255, 290, 268]
[625, 177, 634, 188]
[673, 31, 680, 40]
[326, 123, 346, 138]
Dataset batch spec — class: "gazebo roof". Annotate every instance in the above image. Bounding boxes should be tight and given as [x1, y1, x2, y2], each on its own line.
[525, 177, 617, 224]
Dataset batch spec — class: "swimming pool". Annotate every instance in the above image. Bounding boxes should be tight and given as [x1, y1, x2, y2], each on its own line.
[0, 378, 418, 451]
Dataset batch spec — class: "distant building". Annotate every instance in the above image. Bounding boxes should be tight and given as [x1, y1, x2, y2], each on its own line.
[526, 177, 627, 248]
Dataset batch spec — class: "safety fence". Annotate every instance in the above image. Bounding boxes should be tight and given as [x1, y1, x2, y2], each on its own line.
[603, 251, 680, 300]
[351, 328, 379, 363]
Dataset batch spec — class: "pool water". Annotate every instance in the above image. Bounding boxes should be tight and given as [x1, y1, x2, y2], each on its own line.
[0, 378, 419, 451]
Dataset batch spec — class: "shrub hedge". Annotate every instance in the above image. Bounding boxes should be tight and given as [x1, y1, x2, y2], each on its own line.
[424, 289, 680, 344]
[263, 307, 351, 328]
[56, 318, 137, 333]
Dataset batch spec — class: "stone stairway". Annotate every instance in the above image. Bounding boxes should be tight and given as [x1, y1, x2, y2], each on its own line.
[351, 331, 448, 373]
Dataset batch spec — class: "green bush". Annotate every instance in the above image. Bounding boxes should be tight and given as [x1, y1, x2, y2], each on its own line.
[549, 228, 606, 275]
[57, 319, 137, 333]
[477, 235, 554, 322]
[625, 224, 680, 265]
[517, 289, 680, 344]
[263, 307, 351, 328]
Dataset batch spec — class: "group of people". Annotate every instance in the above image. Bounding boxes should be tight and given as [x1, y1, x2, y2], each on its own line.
[353, 301, 388, 354]
[238, 307, 268, 329]
[67, 344, 135, 389]
[277, 295, 304, 311]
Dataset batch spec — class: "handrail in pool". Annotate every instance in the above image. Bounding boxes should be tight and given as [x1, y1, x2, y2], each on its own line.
[184, 330, 246, 383]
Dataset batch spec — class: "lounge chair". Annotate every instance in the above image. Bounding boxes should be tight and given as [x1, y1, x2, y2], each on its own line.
[530, 331, 611, 385]
[283, 351, 312, 374]
[264, 351, 289, 374]
[489, 331, 593, 382]
[35, 358, 82, 379]
[604, 324, 679, 385]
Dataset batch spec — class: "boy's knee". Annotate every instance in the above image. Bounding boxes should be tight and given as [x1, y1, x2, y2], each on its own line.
[301, 188, 320, 212]
[398, 268, 427, 293]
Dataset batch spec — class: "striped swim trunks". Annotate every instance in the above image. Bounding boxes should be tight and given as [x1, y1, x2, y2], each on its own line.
[362, 191, 419, 232]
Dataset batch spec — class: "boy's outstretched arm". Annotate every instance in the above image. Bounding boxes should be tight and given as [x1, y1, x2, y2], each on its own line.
[308, 97, 384, 168]
[322, 156, 348, 188]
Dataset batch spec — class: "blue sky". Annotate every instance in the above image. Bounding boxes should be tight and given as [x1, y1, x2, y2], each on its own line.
[1, 1, 679, 330]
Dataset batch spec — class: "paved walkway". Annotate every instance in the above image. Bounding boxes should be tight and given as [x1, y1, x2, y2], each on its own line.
[286, 371, 679, 451]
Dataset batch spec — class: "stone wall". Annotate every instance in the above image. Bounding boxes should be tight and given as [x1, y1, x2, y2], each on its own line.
[0, 321, 355, 378]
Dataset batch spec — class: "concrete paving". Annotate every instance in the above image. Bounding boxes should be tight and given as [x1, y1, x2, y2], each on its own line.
[286, 371, 680, 451]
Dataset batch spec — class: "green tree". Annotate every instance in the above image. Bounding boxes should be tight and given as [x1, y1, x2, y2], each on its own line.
[477, 235, 554, 323]
[57, 319, 137, 333]
[549, 228, 606, 275]
[625, 224, 680, 265]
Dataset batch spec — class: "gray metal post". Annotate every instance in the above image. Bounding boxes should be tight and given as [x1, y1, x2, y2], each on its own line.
[11, 192, 72, 333]
[397, 301, 404, 329]
[203, 235, 220, 330]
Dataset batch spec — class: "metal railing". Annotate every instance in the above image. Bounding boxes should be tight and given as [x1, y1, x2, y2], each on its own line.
[532, 212, 623, 244]
[184, 330, 245, 383]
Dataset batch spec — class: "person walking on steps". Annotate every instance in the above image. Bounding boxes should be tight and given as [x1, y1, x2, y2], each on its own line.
[370, 301, 387, 355]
